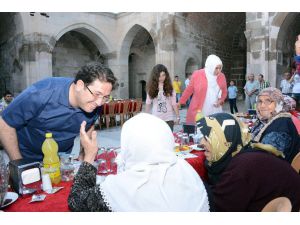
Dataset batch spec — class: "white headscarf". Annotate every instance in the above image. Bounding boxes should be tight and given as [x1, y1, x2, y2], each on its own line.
[204, 54, 223, 77]
[202, 54, 223, 116]
[100, 113, 209, 212]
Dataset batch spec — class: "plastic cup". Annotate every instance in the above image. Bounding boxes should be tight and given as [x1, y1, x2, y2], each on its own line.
[42, 173, 52, 192]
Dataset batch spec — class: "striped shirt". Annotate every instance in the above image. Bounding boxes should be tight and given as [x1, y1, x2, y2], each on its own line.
[259, 80, 270, 92]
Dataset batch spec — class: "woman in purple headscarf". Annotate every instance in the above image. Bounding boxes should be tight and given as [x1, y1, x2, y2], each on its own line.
[251, 87, 300, 163]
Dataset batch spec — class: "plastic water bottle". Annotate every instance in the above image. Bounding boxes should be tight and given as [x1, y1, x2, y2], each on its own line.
[42, 133, 61, 184]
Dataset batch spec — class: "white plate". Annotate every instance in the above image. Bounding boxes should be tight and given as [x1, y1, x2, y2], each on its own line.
[190, 144, 205, 151]
[0, 192, 19, 209]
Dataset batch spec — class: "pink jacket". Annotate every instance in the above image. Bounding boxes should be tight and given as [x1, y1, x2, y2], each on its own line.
[179, 69, 228, 123]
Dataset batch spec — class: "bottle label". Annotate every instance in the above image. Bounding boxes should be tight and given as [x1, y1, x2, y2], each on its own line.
[44, 162, 61, 181]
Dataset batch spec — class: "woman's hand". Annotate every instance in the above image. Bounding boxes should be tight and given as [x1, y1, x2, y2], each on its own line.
[213, 99, 223, 107]
[80, 121, 98, 164]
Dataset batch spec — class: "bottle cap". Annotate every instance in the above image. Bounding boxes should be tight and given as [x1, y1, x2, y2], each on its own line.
[45, 133, 52, 138]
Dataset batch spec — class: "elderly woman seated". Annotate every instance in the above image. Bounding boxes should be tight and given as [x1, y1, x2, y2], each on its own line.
[68, 113, 210, 212]
[251, 87, 300, 163]
[197, 112, 300, 211]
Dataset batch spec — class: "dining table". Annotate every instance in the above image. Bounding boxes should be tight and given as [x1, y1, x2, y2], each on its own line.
[4, 181, 72, 212]
[4, 144, 207, 212]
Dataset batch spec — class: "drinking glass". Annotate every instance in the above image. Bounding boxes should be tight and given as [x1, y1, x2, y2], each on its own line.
[181, 133, 189, 145]
[59, 153, 75, 182]
[96, 158, 108, 176]
[176, 132, 183, 144]
[106, 148, 117, 174]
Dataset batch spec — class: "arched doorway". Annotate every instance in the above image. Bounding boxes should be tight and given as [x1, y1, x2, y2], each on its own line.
[128, 27, 155, 99]
[185, 58, 198, 77]
[276, 12, 300, 87]
[52, 30, 106, 77]
[119, 24, 156, 99]
[140, 80, 146, 101]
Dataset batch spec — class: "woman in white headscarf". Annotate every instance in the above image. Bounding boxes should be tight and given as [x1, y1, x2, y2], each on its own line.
[179, 54, 228, 123]
[68, 113, 209, 212]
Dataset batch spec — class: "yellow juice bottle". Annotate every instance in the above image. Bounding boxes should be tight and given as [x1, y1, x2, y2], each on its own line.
[42, 133, 61, 184]
[195, 110, 204, 122]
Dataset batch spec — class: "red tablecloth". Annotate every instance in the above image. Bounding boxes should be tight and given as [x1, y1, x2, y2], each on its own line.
[4, 181, 72, 212]
[185, 150, 208, 182]
[4, 150, 207, 212]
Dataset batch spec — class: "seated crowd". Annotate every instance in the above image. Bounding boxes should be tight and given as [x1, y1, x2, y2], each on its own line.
[1, 57, 299, 212]
[68, 87, 300, 212]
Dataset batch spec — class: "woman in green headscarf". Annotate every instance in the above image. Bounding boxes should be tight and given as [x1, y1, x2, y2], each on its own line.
[197, 112, 300, 211]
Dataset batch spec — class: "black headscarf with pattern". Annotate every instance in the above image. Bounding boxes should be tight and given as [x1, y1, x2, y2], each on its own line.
[196, 113, 247, 185]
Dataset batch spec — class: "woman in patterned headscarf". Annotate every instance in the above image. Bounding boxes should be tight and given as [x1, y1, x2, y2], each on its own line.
[196, 113, 250, 185]
[197, 112, 300, 212]
[251, 87, 300, 163]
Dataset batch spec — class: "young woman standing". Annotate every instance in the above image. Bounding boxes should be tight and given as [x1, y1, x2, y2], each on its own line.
[145, 64, 180, 131]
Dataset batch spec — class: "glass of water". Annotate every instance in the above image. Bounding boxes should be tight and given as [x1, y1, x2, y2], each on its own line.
[59, 153, 75, 182]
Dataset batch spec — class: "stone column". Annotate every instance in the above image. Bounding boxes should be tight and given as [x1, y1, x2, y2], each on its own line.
[155, 13, 177, 80]
[105, 51, 122, 98]
[19, 34, 53, 90]
[245, 12, 278, 87]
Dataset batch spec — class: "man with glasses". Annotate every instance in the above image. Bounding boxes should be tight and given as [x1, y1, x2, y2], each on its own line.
[0, 62, 118, 161]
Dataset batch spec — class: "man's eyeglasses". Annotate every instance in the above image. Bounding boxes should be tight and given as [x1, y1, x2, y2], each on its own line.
[85, 85, 110, 103]
[257, 99, 274, 106]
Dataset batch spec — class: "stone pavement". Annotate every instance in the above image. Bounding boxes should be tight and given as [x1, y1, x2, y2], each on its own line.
[71, 100, 247, 157]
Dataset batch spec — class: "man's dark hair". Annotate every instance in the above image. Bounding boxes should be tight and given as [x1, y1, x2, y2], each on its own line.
[3, 90, 12, 97]
[74, 62, 118, 90]
[259, 74, 264, 78]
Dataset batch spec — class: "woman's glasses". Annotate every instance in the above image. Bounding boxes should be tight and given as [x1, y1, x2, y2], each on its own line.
[257, 99, 274, 106]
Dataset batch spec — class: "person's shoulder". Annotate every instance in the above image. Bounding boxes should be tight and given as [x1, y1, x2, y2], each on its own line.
[34, 77, 70, 84]
[231, 150, 279, 170]
[34, 77, 72, 90]
[191, 69, 204, 79]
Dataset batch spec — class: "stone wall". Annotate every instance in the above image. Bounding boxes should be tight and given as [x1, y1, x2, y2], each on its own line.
[52, 31, 99, 77]
[0, 13, 23, 96]
[174, 13, 246, 93]
[2, 12, 300, 100]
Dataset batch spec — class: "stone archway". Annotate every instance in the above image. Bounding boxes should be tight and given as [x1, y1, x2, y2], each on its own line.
[185, 58, 198, 77]
[275, 12, 300, 87]
[0, 13, 23, 95]
[120, 24, 156, 99]
[52, 26, 110, 77]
